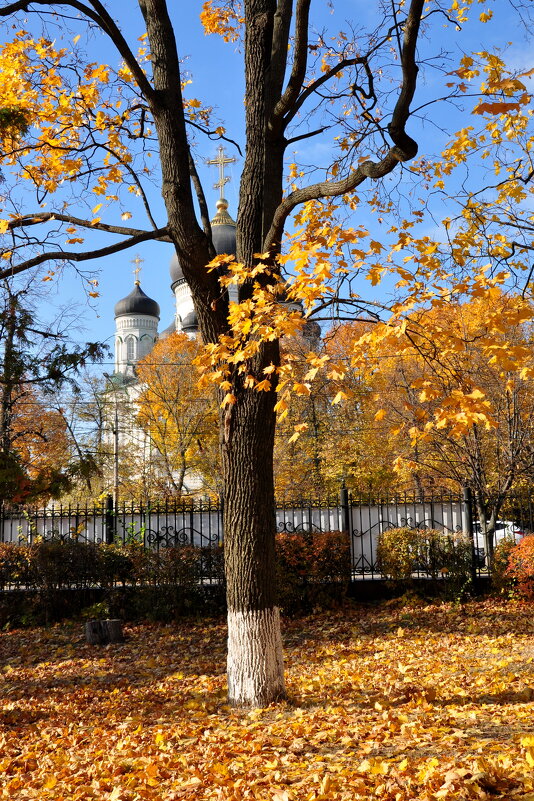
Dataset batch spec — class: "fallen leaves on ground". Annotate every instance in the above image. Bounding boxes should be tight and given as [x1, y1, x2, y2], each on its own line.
[1, 599, 533, 800]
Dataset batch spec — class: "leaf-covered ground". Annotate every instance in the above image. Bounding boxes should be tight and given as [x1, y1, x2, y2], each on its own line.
[1, 600, 533, 800]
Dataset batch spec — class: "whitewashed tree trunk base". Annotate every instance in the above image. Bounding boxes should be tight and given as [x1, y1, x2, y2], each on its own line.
[227, 606, 285, 707]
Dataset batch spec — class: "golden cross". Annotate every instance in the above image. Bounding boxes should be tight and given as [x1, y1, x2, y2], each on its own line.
[131, 254, 143, 284]
[206, 145, 236, 199]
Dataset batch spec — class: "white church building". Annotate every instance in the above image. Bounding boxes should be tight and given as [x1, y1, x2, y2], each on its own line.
[104, 148, 320, 498]
[104, 151, 240, 498]
[113, 194, 238, 377]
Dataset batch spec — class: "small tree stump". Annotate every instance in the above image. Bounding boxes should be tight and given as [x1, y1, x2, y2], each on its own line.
[85, 619, 124, 645]
[103, 619, 124, 643]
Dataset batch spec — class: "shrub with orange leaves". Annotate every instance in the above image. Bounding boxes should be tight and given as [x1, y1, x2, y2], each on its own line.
[275, 530, 351, 614]
[506, 535, 534, 599]
[491, 536, 518, 595]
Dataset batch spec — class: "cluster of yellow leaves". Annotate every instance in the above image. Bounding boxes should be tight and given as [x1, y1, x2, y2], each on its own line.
[0, 33, 213, 233]
[196, 255, 308, 409]
[196, 201, 373, 420]
[1, 600, 534, 800]
[283, 200, 370, 311]
[200, 2, 244, 42]
[434, 51, 533, 281]
[0, 34, 132, 199]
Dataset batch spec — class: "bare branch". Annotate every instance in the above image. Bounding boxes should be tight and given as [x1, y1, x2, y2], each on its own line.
[0, 227, 169, 280]
[283, 57, 366, 127]
[4, 212, 170, 239]
[186, 118, 243, 157]
[188, 153, 213, 242]
[98, 142, 160, 230]
[265, 0, 424, 249]
[286, 124, 332, 146]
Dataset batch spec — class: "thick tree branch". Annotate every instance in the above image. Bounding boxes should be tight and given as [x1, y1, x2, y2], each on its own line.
[266, 0, 293, 120]
[387, 0, 423, 153]
[0, 227, 169, 280]
[271, 0, 311, 123]
[265, 0, 424, 250]
[265, 151, 405, 251]
[139, 0, 225, 343]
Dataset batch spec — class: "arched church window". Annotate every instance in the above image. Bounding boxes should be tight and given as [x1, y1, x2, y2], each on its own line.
[126, 336, 136, 361]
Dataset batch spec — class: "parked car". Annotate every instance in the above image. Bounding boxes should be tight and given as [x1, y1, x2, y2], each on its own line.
[473, 520, 526, 547]
[474, 546, 486, 568]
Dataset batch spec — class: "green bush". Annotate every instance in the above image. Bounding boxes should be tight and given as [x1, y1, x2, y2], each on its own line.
[28, 540, 101, 589]
[0, 543, 31, 589]
[376, 527, 473, 597]
[123, 544, 207, 587]
[376, 527, 422, 581]
[0, 540, 223, 590]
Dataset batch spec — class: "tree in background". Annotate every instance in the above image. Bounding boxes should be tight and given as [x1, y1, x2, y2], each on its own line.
[321, 323, 399, 496]
[273, 323, 397, 497]
[50, 372, 118, 502]
[365, 292, 534, 559]
[0, 281, 105, 502]
[135, 332, 220, 497]
[0, 1, 531, 705]
[7, 384, 71, 501]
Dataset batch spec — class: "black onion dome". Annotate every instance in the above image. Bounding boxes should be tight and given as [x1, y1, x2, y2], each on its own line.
[170, 252, 184, 291]
[114, 283, 160, 319]
[302, 319, 322, 342]
[181, 310, 198, 332]
[170, 199, 237, 291]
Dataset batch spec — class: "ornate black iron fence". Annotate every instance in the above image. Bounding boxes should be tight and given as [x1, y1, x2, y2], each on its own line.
[346, 491, 469, 578]
[0, 496, 224, 550]
[1, 488, 518, 581]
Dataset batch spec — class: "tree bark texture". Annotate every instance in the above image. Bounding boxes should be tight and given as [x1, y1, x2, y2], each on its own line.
[221, 357, 285, 705]
[136, 0, 288, 707]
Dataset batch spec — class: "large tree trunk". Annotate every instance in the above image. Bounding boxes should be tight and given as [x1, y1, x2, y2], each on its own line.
[221, 369, 285, 706]
[137, 0, 425, 707]
[139, 0, 286, 707]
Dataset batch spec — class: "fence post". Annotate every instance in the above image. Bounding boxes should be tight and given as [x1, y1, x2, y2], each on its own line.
[219, 492, 225, 543]
[462, 486, 477, 584]
[105, 494, 114, 544]
[340, 482, 351, 536]
[340, 482, 353, 581]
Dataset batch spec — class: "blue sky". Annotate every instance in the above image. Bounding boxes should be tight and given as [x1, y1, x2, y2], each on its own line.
[1, 1, 531, 368]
